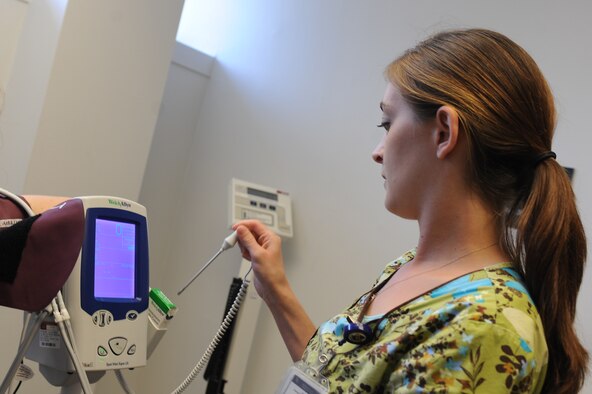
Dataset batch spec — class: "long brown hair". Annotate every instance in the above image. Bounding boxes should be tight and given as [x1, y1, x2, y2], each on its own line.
[387, 29, 587, 393]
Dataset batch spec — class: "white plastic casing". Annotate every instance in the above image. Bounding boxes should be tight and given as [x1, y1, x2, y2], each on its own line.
[26, 196, 149, 372]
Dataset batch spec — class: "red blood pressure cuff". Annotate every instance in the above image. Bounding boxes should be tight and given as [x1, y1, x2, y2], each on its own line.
[0, 198, 85, 311]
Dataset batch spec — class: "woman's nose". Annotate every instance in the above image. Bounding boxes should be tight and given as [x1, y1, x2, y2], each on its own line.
[372, 141, 384, 164]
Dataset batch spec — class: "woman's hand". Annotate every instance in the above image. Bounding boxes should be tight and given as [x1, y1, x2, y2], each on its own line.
[232, 220, 288, 305]
[232, 220, 316, 361]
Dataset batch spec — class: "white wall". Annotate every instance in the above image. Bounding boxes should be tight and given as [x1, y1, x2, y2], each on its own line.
[23, 0, 183, 199]
[0, 0, 68, 192]
[0, 0, 28, 105]
[138, 43, 214, 296]
[137, 1, 592, 394]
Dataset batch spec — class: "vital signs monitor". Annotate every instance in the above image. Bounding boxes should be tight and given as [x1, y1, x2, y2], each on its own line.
[26, 196, 149, 374]
[1, 180, 288, 393]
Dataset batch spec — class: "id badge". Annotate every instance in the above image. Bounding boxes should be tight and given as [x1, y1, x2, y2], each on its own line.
[276, 363, 329, 394]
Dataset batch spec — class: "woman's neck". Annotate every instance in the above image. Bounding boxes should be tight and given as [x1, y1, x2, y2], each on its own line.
[414, 190, 506, 266]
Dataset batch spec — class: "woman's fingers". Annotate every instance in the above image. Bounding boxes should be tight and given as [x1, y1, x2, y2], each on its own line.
[234, 224, 261, 260]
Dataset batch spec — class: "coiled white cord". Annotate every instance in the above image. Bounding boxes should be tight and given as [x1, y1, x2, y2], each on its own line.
[170, 272, 251, 394]
[117, 229, 247, 394]
[115, 274, 250, 394]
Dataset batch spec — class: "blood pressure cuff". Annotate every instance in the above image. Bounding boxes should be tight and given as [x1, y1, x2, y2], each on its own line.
[0, 198, 84, 312]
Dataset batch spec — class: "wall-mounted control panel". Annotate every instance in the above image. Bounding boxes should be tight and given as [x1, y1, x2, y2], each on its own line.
[229, 178, 293, 238]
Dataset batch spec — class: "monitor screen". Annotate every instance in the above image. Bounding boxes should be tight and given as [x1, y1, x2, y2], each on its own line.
[94, 218, 136, 299]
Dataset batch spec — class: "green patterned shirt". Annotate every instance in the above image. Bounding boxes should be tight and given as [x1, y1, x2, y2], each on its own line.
[301, 249, 548, 393]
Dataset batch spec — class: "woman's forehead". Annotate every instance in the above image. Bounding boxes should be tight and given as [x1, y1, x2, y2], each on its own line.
[380, 83, 405, 112]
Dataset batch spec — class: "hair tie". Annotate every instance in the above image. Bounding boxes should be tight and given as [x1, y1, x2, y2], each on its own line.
[534, 151, 556, 167]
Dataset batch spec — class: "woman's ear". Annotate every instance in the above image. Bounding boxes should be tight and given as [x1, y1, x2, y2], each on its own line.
[434, 106, 460, 160]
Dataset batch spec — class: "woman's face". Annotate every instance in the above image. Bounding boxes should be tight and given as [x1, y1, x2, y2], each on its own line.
[372, 83, 438, 219]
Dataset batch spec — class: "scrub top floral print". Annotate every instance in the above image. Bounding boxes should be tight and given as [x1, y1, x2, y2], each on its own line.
[301, 249, 548, 393]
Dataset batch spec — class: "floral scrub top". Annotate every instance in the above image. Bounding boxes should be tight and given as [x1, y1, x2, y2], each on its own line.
[301, 249, 548, 393]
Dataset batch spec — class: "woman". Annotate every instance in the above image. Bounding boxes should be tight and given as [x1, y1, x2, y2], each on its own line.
[233, 29, 587, 393]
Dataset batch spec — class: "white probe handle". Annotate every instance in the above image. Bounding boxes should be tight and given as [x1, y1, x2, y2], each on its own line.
[222, 230, 238, 250]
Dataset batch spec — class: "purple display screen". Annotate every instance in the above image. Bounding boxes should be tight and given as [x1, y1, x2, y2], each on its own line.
[94, 218, 136, 299]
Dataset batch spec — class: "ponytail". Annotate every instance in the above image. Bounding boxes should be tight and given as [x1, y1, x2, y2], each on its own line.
[507, 159, 588, 393]
[387, 28, 589, 392]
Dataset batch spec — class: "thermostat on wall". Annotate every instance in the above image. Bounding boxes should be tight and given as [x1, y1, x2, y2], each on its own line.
[229, 178, 293, 238]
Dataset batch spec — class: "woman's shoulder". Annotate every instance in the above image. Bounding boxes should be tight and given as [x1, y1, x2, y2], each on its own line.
[400, 262, 548, 360]
[373, 248, 417, 286]
[371, 253, 545, 351]
[411, 262, 542, 326]
[429, 262, 530, 298]
[380, 264, 548, 391]
[448, 263, 535, 309]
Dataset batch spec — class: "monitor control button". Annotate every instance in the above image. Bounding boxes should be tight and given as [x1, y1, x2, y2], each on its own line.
[108, 337, 128, 356]
[127, 344, 136, 355]
[92, 310, 113, 327]
[126, 310, 139, 321]
[97, 346, 108, 357]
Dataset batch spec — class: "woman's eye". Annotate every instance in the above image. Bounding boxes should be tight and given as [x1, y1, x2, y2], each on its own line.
[377, 121, 391, 132]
